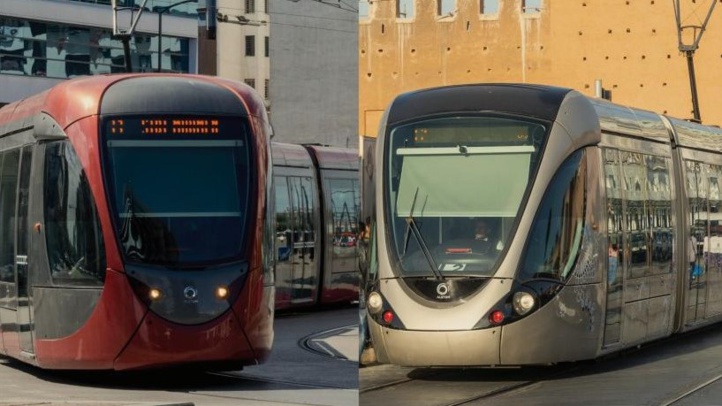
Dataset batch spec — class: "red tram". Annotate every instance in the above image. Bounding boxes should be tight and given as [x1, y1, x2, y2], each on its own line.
[0, 74, 275, 370]
[271, 143, 360, 310]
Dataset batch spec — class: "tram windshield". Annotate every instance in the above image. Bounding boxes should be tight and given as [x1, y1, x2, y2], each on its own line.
[386, 115, 547, 277]
[102, 117, 251, 267]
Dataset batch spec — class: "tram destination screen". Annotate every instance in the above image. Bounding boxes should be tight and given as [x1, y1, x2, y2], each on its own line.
[104, 116, 244, 139]
[410, 120, 541, 146]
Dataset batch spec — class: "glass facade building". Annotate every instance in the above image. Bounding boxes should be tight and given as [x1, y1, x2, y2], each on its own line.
[0, 0, 198, 106]
[0, 16, 191, 79]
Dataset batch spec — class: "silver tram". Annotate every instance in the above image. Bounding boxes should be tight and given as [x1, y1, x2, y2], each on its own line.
[362, 83, 722, 366]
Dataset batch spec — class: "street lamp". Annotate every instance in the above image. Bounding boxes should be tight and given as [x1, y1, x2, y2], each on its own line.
[157, 0, 195, 72]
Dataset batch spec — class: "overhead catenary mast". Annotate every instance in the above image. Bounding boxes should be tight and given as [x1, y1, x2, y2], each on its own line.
[673, 0, 717, 123]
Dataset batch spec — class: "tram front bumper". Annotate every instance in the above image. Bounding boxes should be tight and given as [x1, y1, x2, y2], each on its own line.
[368, 319, 502, 367]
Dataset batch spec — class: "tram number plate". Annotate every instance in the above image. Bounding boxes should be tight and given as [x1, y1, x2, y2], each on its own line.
[438, 263, 466, 272]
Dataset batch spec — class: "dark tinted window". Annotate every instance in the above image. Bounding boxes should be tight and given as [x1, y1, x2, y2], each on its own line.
[519, 150, 586, 281]
[45, 141, 105, 285]
[103, 118, 251, 268]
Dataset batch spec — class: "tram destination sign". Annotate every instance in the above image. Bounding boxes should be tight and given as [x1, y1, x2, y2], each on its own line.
[106, 116, 225, 137]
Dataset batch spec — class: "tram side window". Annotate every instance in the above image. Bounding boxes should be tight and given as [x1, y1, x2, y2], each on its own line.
[621, 151, 649, 278]
[325, 177, 360, 249]
[0, 150, 19, 283]
[686, 160, 715, 277]
[646, 155, 673, 274]
[262, 169, 275, 284]
[275, 176, 293, 262]
[45, 141, 105, 286]
[708, 165, 722, 276]
[289, 176, 315, 262]
[519, 150, 587, 281]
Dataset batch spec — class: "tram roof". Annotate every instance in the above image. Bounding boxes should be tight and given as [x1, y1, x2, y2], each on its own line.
[385, 83, 572, 125]
[271, 142, 358, 171]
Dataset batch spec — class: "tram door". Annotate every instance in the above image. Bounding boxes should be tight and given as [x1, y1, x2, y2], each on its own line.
[321, 173, 359, 299]
[16, 147, 33, 355]
[685, 161, 717, 324]
[603, 149, 624, 346]
[0, 149, 21, 353]
[604, 149, 674, 347]
[274, 174, 318, 307]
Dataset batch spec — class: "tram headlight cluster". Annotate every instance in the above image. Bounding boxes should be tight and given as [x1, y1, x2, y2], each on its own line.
[367, 291, 384, 315]
[512, 291, 536, 316]
[482, 289, 540, 328]
[367, 290, 405, 329]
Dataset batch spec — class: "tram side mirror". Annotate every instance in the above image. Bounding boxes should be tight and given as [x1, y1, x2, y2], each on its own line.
[33, 113, 66, 141]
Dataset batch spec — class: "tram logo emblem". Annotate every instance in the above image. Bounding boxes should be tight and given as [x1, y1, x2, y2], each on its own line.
[183, 286, 199, 302]
[436, 282, 450, 299]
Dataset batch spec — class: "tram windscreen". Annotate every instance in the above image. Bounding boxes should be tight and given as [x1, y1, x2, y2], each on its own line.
[386, 116, 547, 277]
[102, 117, 251, 267]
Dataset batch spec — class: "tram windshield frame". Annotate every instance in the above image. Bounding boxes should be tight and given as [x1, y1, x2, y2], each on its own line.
[100, 115, 253, 269]
[385, 114, 549, 278]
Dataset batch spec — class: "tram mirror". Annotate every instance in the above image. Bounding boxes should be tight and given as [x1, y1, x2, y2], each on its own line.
[33, 113, 66, 141]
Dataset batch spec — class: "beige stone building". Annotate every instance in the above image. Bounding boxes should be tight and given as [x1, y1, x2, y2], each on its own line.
[359, 0, 722, 138]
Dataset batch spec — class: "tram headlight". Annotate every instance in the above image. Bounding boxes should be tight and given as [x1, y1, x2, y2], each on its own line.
[512, 291, 536, 316]
[149, 288, 162, 301]
[216, 286, 229, 300]
[367, 291, 384, 315]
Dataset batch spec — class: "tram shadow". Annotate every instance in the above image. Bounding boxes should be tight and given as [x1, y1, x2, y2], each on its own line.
[401, 321, 722, 383]
[0, 357, 284, 392]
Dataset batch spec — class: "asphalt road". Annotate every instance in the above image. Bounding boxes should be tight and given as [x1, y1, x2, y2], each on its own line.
[0, 306, 359, 406]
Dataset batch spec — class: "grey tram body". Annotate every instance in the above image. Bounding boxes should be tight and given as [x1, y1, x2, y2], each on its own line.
[366, 84, 722, 367]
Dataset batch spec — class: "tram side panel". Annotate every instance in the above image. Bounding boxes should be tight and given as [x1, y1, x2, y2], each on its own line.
[32, 115, 148, 369]
[497, 141, 603, 365]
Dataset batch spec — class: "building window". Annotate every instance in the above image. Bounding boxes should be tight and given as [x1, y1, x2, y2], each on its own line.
[246, 0, 256, 13]
[480, 0, 498, 14]
[245, 78, 256, 89]
[438, 0, 454, 16]
[245, 35, 255, 56]
[0, 17, 190, 79]
[522, 0, 541, 13]
[265, 0, 269, 13]
[264, 79, 270, 99]
[397, 0, 414, 18]
[265, 36, 269, 57]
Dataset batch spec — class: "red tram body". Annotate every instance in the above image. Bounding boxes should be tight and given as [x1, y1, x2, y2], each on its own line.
[271, 143, 360, 310]
[0, 74, 274, 370]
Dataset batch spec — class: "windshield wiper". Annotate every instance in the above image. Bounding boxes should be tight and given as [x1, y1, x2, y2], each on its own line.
[402, 187, 444, 281]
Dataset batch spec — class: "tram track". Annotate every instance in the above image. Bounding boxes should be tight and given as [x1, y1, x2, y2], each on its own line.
[211, 370, 354, 390]
[657, 372, 722, 406]
[360, 363, 584, 406]
[360, 323, 722, 406]
[297, 324, 358, 362]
